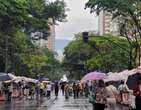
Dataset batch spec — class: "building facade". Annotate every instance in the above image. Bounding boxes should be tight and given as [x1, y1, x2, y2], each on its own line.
[98, 11, 119, 36]
[39, 18, 55, 51]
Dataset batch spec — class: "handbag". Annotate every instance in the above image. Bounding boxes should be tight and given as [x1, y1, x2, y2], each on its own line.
[88, 95, 95, 104]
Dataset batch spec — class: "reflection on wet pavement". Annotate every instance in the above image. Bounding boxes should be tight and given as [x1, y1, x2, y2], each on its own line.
[0, 97, 46, 110]
[0, 95, 92, 110]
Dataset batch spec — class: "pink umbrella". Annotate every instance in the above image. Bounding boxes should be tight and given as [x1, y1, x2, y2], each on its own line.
[81, 71, 107, 81]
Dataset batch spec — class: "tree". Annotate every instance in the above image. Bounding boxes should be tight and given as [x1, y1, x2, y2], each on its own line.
[0, 0, 67, 39]
[85, 0, 141, 68]
[0, 0, 67, 74]
[63, 34, 130, 79]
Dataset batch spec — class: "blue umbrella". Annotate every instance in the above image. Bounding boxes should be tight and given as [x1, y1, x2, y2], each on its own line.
[39, 77, 49, 81]
[0, 73, 12, 81]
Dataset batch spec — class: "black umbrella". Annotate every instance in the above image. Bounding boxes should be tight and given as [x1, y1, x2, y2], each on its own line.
[126, 73, 141, 90]
[0, 73, 12, 81]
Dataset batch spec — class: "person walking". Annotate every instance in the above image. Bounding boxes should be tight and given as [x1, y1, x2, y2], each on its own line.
[76, 82, 80, 98]
[133, 77, 141, 110]
[54, 82, 59, 98]
[106, 82, 118, 110]
[94, 80, 107, 110]
[118, 80, 130, 104]
[46, 82, 52, 99]
[35, 82, 40, 100]
[73, 82, 77, 99]
[84, 83, 89, 97]
[61, 82, 65, 96]
[64, 82, 69, 99]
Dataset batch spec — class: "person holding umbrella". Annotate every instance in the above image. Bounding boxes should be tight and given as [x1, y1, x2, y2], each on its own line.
[94, 80, 107, 110]
[54, 82, 59, 98]
[133, 77, 141, 110]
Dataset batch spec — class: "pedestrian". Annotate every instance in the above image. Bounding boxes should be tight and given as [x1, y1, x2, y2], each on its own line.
[73, 82, 77, 99]
[64, 82, 69, 99]
[29, 85, 34, 100]
[133, 77, 141, 110]
[61, 82, 65, 96]
[84, 83, 89, 97]
[76, 82, 80, 98]
[3, 82, 9, 101]
[118, 80, 130, 104]
[89, 80, 98, 110]
[54, 82, 59, 98]
[94, 80, 107, 110]
[8, 82, 13, 101]
[105, 82, 118, 110]
[35, 82, 40, 100]
[24, 84, 29, 99]
[88, 81, 92, 93]
[40, 82, 44, 96]
[46, 82, 52, 99]
[92, 80, 97, 95]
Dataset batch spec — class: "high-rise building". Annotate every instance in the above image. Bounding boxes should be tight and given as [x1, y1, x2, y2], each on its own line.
[98, 11, 119, 35]
[40, 18, 55, 51]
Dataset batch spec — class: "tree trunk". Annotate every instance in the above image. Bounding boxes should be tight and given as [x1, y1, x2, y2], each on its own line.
[138, 45, 141, 66]
[129, 47, 133, 70]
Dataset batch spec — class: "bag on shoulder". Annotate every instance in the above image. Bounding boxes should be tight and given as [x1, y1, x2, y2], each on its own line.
[88, 95, 95, 104]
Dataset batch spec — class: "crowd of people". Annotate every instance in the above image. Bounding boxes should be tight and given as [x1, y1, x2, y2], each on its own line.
[83, 79, 141, 110]
[59, 78, 141, 110]
[0, 80, 60, 101]
[0, 78, 141, 110]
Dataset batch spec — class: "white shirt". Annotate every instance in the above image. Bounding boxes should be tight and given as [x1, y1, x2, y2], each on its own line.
[47, 84, 52, 91]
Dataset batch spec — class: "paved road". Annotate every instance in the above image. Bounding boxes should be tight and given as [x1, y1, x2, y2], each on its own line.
[48, 95, 92, 110]
[0, 97, 55, 110]
[0, 94, 92, 110]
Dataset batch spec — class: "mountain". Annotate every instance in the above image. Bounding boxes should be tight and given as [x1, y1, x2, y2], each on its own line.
[55, 39, 70, 51]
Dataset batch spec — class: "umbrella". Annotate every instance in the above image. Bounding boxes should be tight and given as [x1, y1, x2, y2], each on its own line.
[105, 71, 129, 82]
[8, 73, 17, 80]
[126, 73, 141, 90]
[0, 73, 12, 81]
[81, 71, 107, 82]
[39, 77, 49, 81]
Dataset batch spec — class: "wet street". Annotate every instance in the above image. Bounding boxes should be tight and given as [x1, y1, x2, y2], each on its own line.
[0, 94, 92, 110]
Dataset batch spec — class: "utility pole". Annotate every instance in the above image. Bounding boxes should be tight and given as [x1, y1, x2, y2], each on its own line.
[5, 36, 8, 73]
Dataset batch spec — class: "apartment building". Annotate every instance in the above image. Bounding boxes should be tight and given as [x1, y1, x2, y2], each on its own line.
[40, 18, 55, 51]
[98, 11, 119, 36]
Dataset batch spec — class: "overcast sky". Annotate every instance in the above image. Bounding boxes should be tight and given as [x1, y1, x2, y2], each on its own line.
[55, 0, 98, 40]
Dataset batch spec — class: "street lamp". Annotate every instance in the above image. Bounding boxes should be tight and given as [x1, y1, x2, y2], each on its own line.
[5, 35, 8, 73]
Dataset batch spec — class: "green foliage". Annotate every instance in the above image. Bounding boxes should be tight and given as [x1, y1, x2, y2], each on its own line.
[0, 0, 67, 38]
[0, 0, 67, 79]
[85, 0, 140, 17]
[85, 0, 141, 68]
[63, 34, 131, 79]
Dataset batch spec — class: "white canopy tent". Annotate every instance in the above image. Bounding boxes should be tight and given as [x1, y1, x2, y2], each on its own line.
[104, 66, 141, 82]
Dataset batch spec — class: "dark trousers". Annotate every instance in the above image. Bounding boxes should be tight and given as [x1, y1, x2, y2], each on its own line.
[8, 92, 12, 101]
[76, 90, 79, 98]
[55, 89, 59, 97]
[94, 103, 105, 110]
[73, 90, 77, 99]
[135, 97, 141, 110]
[47, 91, 51, 98]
